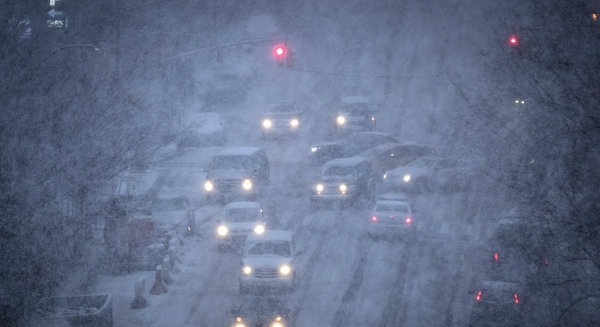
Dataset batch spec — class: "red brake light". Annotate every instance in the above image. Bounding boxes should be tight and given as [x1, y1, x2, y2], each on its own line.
[405, 217, 412, 224]
[514, 293, 519, 304]
[493, 251, 499, 262]
[371, 215, 378, 222]
[475, 291, 482, 302]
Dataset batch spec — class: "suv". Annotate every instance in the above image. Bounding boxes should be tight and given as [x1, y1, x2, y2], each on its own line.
[260, 102, 302, 140]
[239, 230, 298, 294]
[204, 147, 270, 203]
[311, 156, 377, 207]
[215, 201, 266, 251]
[332, 96, 376, 134]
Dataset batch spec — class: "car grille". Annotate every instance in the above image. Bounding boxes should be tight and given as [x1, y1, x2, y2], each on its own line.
[254, 268, 278, 278]
[215, 179, 240, 193]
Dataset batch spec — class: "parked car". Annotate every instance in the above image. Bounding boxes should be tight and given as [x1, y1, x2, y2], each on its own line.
[310, 156, 377, 207]
[177, 112, 227, 148]
[215, 201, 266, 251]
[260, 102, 302, 140]
[309, 132, 400, 165]
[239, 230, 298, 294]
[367, 194, 416, 241]
[332, 96, 377, 134]
[204, 147, 270, 203]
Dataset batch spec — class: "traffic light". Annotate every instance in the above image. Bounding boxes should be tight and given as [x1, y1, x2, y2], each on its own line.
[508, 35, 519, 47]
[273, 44, 287, 60]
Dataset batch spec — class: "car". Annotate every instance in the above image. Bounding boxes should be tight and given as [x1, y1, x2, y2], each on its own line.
[309, 132, 400, 165]
[260, 102, 302, 140]
[381, 156, 477, 192]
[239, 230, 298, 294]
[215, 201, 266, 251]
[332, 96, 377, 134]
[229, 298, 290, 327]
[310, 156, 377, 207]
[357, 142, 437, 179]
[468, 280, 525, 327]
[204, 147, 270, 203]
[367, 195, 416, 240]
[177, 112, 227, 148]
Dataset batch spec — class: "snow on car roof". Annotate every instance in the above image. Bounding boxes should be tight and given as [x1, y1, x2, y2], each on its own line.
[224, 201, 261, 210]
[481, 280, 520, 290]
[324, 156, 369, 168]
[341, 96, 370, 103]
[246, 230, 292, 242]
[375, 199, 410, 207]
[377, 193, 409, 201]
[217, 146, 263, 156]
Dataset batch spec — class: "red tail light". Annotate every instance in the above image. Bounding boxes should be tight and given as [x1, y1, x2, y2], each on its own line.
[475, 291, 482, 302]
[513, 293, 519, 304]
[405, 217, 412, 224]
[371, 216, 378, 222]
[493, 251, 499, 262]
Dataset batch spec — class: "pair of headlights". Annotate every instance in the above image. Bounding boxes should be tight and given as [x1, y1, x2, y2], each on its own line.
[217, 224, 265, 237]
[315, 183, 348, 194]
[262, 118, 300, 129]
[242, 264, 292, 276]
[204, 179, 253, 192]
[235, 316, 285, 327]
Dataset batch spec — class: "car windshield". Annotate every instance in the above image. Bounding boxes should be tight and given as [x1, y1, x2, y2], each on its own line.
[341, 102, 370, 114]
[323, 166, 356, 178]
[246, 241, 291, 256]
[375, 202, 409, 213]
[210, 155, 252, 170]
[225, 208, 260, 222]
[268, 104, 296, 113]
[407, 157, 438, 169]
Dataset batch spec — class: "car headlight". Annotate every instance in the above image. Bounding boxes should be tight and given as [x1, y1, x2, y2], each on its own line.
[310, 146, 319, 153]
[339, 183, 347, 194]
[403, 174, 411, 183]
[217, 225, 228, 237]
[316, 184, 324, 193]
[336, 115, 346, 125]
[289, 118, 299, 127]
[262, 119, 273, 129]
[242, 179, 253, 190]
[254, 224, 265, 235]
[271, 316, 285, 327]
[204, 180, 214, 192]
[242, 266, 252, 275]
[279, 264, 292, 276]
[235, 317, 246, 327]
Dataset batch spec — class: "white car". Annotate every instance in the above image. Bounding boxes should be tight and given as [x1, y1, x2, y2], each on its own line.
[382, 156, 478, 192]
[332, 96, 377, 134]
[216, 202, 266, 251]
[239, 230, 298, 294]
[260, 102, 302, 140]
[367, 194, 415, 240]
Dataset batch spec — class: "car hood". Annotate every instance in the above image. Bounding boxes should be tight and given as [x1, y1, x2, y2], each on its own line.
[387, 167, 429, 180]
[243, 255, 291, 268]
[208, 169, 252, 180]
[224, 221, 262, 231]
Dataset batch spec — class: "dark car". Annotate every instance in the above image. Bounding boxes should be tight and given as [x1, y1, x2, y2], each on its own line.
[229, 297, 290, 327]
[204, 147, 270, 203]
[358, 142, 437, 179]
[310, 156, 377, 207]
[309, 132, 400, 165]
[332, 96, 377, 134]
[469, 280, 525, 327]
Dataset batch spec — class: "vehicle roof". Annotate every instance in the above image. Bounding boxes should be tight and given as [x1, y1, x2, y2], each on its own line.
[216, 146, 263, 156]
[266, 102, 298, 111]
[357, 142, 405, 156]
[246, 230, 293, 243]
[224, 201, 261, 210]
[481, 280, 521, 290]
[323, 156, 370, 168]
[341, 96, 370, 103]
[377, 193, 409, 201]
[375, 199, 411, 207]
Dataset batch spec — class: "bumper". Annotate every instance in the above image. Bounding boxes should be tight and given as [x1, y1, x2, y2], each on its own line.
[368, 223, 416, 237]
[239, 276, 295, 291]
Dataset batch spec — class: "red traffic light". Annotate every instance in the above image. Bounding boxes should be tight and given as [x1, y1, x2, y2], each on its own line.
[273, 44, 287, 59]
[508, 35, 519, 46]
